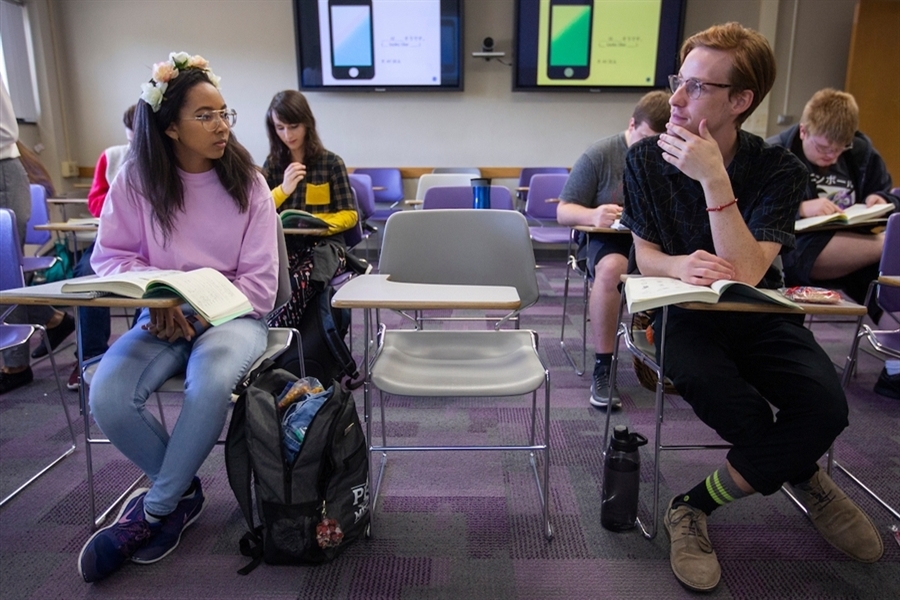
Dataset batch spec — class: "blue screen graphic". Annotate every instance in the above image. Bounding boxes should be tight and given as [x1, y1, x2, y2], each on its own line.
[331, 6, 373, 66]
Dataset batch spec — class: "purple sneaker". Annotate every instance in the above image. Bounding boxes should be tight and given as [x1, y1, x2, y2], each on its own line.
[131, 477, 205, 564]
[78, 487, 151, 582]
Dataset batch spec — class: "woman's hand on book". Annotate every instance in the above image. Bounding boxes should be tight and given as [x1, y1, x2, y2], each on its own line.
[281, 162, 307, 196]
[145, 307, 199, 342]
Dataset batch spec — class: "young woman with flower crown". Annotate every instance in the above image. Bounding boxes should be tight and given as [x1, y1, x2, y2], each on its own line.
[262, 90, 361, 329]
[78, 52, 278, 583]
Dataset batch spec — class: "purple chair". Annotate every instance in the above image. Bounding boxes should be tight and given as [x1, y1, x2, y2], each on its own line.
[524, 173, 570, 245]
[422, 185, 513, 210]
[0, 208, 76, 507]
[837, 212, 899, 518]
[352, 168, 404, 221]
[517, 167, 569, 208]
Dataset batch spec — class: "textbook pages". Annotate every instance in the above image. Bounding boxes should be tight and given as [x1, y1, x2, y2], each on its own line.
[280, 209, 328, 229]
[625, 277, 799, 313]
[61, 268, 252, 326]
[795, 203, 894, 232]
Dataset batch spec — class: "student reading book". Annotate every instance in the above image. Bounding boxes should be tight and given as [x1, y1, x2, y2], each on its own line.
[794, 202, 894, 232]
[624, 277, 799, 313]
[61, 267, 252, 326]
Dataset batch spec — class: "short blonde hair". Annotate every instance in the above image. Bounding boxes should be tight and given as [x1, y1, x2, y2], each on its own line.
[681, 22, 776, 127]
[801, 88, 858, 145]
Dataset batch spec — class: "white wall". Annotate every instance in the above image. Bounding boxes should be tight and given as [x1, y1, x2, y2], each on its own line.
[30, 0, 860, 194]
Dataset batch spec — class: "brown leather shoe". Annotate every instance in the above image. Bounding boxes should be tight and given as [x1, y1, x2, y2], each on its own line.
[664, 497, 721, 592]
[790, 469, 884, 563]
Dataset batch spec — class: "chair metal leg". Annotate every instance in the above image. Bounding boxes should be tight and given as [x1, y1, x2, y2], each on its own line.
[560, 238, 588, 376]
[0, 325, 77, 508]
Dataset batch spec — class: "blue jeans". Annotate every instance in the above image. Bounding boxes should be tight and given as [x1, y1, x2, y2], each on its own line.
[74, 243, 110, 359]
[89, 310, 267, 516]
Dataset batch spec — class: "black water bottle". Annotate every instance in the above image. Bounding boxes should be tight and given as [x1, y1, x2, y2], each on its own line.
[600, 425, 648, 531]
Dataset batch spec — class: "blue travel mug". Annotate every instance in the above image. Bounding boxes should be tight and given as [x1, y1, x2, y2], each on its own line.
[471, 178, 491, 209]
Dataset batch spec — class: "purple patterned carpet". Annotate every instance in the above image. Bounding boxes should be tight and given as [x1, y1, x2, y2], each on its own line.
[1, 262, 898, 599]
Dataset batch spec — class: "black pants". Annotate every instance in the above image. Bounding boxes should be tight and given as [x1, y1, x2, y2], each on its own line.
[655, 309, 848, 495]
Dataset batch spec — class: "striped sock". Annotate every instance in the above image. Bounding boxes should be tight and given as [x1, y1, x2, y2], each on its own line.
[675, 466, 750, 515]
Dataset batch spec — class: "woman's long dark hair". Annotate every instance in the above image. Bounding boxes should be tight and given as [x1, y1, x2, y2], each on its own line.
[264, 90, 324, 175]
[128, 68, 257, 240]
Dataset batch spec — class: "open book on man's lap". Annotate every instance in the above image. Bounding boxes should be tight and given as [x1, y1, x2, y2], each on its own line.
[625, 276, 799, 313]
[61, 267, 252, 326]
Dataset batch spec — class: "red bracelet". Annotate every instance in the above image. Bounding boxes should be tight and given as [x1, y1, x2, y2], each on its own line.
[706, 198, 738, 212]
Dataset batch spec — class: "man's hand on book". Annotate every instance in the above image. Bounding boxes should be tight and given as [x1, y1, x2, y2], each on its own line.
[145, 307, 202, 342]
[865, 194, 887, 207]
[799, 198, 841, 218]
[676, 250, 735, 286]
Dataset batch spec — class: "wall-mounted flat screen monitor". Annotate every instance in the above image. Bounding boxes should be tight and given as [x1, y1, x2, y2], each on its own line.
[514, 0, 685, 92]
[294, 0, 463, 91]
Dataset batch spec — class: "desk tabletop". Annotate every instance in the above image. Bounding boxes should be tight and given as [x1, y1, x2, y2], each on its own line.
[46, 197, 88, 204]
[574, 224, 630, 234]
[282, 227, 329, 236]
[0, 278, 180, 308]
[678, 297, 866, 316]
[795, 218, 888, 234]
[332, 274, 520, 310]
[35, 220, 99, 232]
[879, 275, 900, 287]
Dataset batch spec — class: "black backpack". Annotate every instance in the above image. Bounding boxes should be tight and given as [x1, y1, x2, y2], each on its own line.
[275, 286, 359, 386]
[225, 362, 369, 573]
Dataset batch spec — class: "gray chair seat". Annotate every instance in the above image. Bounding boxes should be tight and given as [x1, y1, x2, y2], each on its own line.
[372, 329, 546, 397]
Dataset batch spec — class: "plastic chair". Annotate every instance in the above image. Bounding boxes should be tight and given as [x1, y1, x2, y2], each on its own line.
[25, 184, 52, 248]
[422, 185, 513, 210]
[432, 167, 481, 176]
[352, 168, 403, 221]
[367, 209, 551, 539]
[524, 173, 570, 245]
[347, 173, 376, 259]
[0, 208, 76, 508]
[838, 212, 900, 519]
[414, 173, 478, 201]
[81, 219, 303, 528]
[517, 167, 569, 208]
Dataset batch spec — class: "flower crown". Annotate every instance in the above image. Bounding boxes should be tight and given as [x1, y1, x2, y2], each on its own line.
[139, 52, 221, 113]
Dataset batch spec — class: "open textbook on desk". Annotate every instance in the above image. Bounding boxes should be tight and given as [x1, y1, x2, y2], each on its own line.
[795, 203, 894, 232]
[61, 268, 251, 326]
[625, 277, 799, 313]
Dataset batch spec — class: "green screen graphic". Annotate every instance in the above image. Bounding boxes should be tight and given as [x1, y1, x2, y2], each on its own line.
[550, 6, 591, 66]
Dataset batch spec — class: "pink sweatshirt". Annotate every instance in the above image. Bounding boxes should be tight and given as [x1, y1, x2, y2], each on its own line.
[92, 166, 278, 319]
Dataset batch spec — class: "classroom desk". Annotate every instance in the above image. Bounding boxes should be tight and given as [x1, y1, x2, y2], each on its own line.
[35, 220, 99, 260]
[0, 278, 181, 527]
[795, 218, 888, 234]
[573, 224, 630, 235]
[46, 197, 88, 220]
[282, 227, 329, 236]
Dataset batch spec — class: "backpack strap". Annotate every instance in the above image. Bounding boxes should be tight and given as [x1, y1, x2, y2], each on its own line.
[237, 527, 265, 575]
[320, 288, 359, 380]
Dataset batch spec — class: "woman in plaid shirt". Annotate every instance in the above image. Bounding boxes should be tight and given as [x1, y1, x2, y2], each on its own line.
[263, 90, 360, 327]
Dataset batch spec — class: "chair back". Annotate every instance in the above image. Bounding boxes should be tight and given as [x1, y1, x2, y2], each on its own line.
[878, 213, 900, 313]
[378, 209, 540, 310]
[26, 184, 52, 247]
[432, 167, 481, 176]
[525, 173, 569, 221]
[352, 168, 404, 204]
[0, 209, 26, 292]
[422, 185, 513, 210]
[342, 189, 365, 249]
[518, 167, 569, 189]
[415, 173, 478, 200]
[273, 218, 292, 314]
[348, 173, 375, 220]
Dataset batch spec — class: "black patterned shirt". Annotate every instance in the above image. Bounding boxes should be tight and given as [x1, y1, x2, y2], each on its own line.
[620, 130, 807, 288]
[263, 149, 355, 215]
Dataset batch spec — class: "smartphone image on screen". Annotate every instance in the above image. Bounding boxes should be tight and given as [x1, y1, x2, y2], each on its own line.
[547, 0, 592, 80]
[329, 0, 375, 80]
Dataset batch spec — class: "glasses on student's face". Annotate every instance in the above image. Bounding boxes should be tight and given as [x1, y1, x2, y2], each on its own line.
[668, 75, 732, 99]
[184, 109, 237, 132]
[802, 126, 853, 157]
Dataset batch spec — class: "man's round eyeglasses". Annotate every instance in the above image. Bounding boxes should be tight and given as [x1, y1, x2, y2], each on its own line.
[801, 126, 853, 156]
[668, 75, 732, 99]
[185, 109, 237, 132]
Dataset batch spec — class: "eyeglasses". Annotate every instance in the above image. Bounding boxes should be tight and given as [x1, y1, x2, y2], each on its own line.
[800, 126, 853, 157]
[668, 75, 732, 99]
[184, 109, 237, 132]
